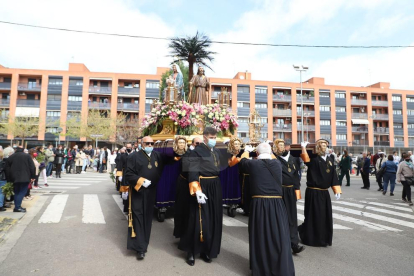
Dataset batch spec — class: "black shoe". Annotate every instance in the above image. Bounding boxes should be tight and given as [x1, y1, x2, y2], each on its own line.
[4, 204, 11, 208]
[13, 208, 26, 213]
[291, 244, 305, 254]
[377, 188, 382, 191]
[346, 184, 350, 186]
[390, 193, 394, 196]
[382, 191, 386, 195]
[0, 207, 6, 212]
[402, 198, 408, 203]
[137, 252, 145, 260]
[408, 201, 413, 206]
[186, 252, 195, 266]
[361, 187, 367, 189]
[201, 253, 212, 263]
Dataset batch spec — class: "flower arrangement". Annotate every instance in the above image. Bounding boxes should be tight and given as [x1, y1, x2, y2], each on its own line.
[141, 101, 239, 137]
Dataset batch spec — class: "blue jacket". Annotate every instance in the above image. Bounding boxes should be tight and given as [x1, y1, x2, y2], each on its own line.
[362, 157, 370, 173]
[381, 160, 398, 173]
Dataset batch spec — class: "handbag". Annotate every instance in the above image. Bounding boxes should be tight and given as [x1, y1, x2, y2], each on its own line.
[28, 180, 33, 190]
[376, 166, 386, 180]
[406, 177, 414, 186]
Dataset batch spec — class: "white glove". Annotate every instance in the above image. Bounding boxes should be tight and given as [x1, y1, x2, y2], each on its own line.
[195, 190, 208, 204]
[143, 179, 152, 188]
[301, 141, 310, 148]
[119, 176, 123, 182]
[245, 145, 254, 153]
[165, 139, 173, 142]
[122, 192, 128, 200]
[335, 193, 341, 200]
[223, 139, 230, 144]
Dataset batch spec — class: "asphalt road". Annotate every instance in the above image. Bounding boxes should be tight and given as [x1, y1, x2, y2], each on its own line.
[0, 172, 413, 276]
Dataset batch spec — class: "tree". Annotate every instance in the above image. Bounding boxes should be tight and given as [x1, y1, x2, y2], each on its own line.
[0, 112, 40, 146]
[168, 31, 216, 83]
[115, 115, 141, 146]
[159, 61, 189, 100]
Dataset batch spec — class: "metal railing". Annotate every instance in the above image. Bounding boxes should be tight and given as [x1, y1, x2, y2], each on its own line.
[88, 86, 112, 94]
[273, 109, 292, 116]
[374, 127, 389, 134]
[118, 87, 140, 94]
[353, 140, 368, 145]
[352, 126, 369, 132]
[394, 141, 405, 146]
[374, 141, 390, 146]
[273, 94, 292, 102]
[88, 102, 111, 109]
[273, 124, 292, 131]
[0, 99, 10, 107]
[297, 125, 316, 131]
[16, 99, 40, 107]
[373, 114, 389, 120]
[351, 113, 368, 119]
[351, 99, 367, 105]
[117, 103, 139, 110]
[296, 95, 315, 102]
[297, 110, 315, 116]
[0, 82, 11, 89]
[371, 100, 388, 107]
[18, 82, 41, 91]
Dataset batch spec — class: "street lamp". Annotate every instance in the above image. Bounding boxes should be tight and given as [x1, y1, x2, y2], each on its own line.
[293, 65, 309, 142]
[369, 115, 376, 154]
[304, 112, 310, 142]
[57, 127, 63, 146]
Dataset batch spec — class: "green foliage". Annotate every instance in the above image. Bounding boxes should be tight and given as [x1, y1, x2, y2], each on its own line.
[109, 172, 115, 183]
[1, 182, 14, 198]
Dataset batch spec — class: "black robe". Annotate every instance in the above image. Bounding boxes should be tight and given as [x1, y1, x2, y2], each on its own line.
[277, 152, 301, 246]
[120, 152, 130, 211]
[173, 150, 192, 238]
[178, 143, 228, 258]
[298, 154, 340, 247]
[115, 153, 124, 191]
[124, 150, 174, 253]
[239, 158, 295, 276]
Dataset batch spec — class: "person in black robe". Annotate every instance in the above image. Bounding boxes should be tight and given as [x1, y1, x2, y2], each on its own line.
[298, 139, 342, 247]
[115, 147, 125, 192]
[173, 136, 203, 239]
[239, 142, 295, 276]
[124, 136, 176, 260]
[273, 139, 305, 254]
[178, 127, 229, 266]
[120, 144, 134, 213]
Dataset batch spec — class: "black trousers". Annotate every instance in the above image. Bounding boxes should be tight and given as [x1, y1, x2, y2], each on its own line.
[402, 181, 411, 201]
[361, 171, 370, 188]
[376, 176, 383, 189]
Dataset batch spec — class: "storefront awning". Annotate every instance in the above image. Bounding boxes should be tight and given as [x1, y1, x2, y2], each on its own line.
[352, 119, 369, 125]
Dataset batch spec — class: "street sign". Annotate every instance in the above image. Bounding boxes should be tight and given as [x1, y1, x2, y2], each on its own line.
[91, 134, 104, 138]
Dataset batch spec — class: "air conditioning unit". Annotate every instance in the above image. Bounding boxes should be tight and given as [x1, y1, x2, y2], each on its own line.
[360, 94, 365, 97]
[19, 92, 26, 96]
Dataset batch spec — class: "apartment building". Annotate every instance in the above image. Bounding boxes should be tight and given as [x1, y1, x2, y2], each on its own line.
[1, 63, 413, 152]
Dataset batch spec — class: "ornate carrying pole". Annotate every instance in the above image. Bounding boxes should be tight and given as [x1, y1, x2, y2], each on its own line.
[248, 109, 264, 146]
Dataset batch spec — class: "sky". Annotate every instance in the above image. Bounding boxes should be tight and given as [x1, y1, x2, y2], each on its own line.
[1, 0, 414, 89]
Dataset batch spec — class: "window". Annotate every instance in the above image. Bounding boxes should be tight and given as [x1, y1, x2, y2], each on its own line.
[238, 132, 247, 138]
[407, 97, 414, 102]
[68, 96, 82, 101]
[69, 79, 83, 86]
[392, 95, 401, 102]
[276, 104, 285, 109]
[394, 137, 404, 142]
[320, 120, 330, 125]
[237, 102, 250, 108]
[255, 103, 267, 109]
[47, 95, 61, 101]
[124, 82, 132, 88]
[255, 87, 267, 94]
[93, 81, 98, 87]
[319, 92, 330, 98]
[46, 127, 58, 133]
[237, 86, 249, 93]
[48, 79, 62, 85]
[46, 111, 60, 117]
[320, 133, 331, 140]
[394, 123, 403, 129]
[336, 121, 347, 126]
[145, 98, 154, 104]
[146, 82, 160, 89]
[336, 106, 346, 112]
[238, 117, 248, 123]
[336, 134, 347, 140]
[260, 132, 267, 139]
[407, 109, 414, 115]
[320, 106, 330, 112]
[408, 124, 414, 128]
[335, 93, 345, 98]
[393, 109, 402, 115]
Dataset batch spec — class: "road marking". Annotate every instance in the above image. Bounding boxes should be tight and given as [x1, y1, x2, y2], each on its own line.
[40, 183, 92, 186]
[223, 216, 248, 227]
[39, 186, 79, 190]
[393, 203, 412, 207]
[38, 195, 69, 223]
[331, 205, 414, 229]
[112, 194, 127, 218]
[359, 201, 413, 213]
[335, 201, 414, 220]
[82, 194, 106, 224]
[297, 213, 351, 230]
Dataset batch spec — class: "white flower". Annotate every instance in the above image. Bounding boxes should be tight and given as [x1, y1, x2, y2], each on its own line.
[191, 111, 196, 116]
[174, 122, 178, 125]
[182, 110, 186, 116]
[208, 113, 213, 118]
[156, 111, 160, 115]
[196, 115, 200, 119]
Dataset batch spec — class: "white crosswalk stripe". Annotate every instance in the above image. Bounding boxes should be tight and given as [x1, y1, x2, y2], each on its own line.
[38, 195, 69, 223]
[297, 213, 352, 230]
[36, 173, 111, 191]
[82, 194, 106, 224]
[359, 201, 413, 212]
[334, 201, 414, 220]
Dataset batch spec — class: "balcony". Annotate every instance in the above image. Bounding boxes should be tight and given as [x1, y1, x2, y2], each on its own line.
[273, 124, 292, 131]
[394, 141, 404, 147]
[374, 127, 389, 134]
[18, 82, 41, 91]
[297, 110, 315, 117]
[408, 129, 414, 136]
[409, 140, 414, 147]
[88, 102, 111, 110]
[374, 141, 390, 146]
[118, 87, 140, 95]
[117, 103, 139, 111]
[0, 82, 11, 90]
[16, 99, 40, 107]
[67, 101, 82, 111]
[0, 99, 10, 107]
[273, 109, 292, 116]
[352, 126, 369, 133]
[372, 114, 389, 120]
[89, 86, 112, 95]
[351, 113, 368, 119]
[46, 116, 60, 126]
[351, 99, 367, 105]
[273, 94, 292, 102]
[297, 95, 315, 103]
[372, 100, 388, 107]
[353, 140, 368, 146]
[297, 125, 316, 131]
[47, 100, 61, 110]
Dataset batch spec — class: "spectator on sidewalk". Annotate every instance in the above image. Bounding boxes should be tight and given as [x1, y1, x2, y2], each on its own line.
[397, 153, 414, 206]
[393, 151, 401, 164]
[75, 147, 83, 174]
[109, 150, 117, 174]
[356, 153, 363, 176]
[45, 144, 56, 177]
[0, 149, 10, 212]
[35, 146, 48, 187]
[99, 146, 109, 173]
[372, 149, 381, 172]
[360, 152, 371, 190]
[6, 146, 35, 213]
[339, 149, 351, 186]
[381, 154, 398, 196]
[375, 152, 387, 191]
[54, 145, 64, 178]
[408, 151, 414, 163]
[26, 149, 40, 198]
[88, 145, 94, 169]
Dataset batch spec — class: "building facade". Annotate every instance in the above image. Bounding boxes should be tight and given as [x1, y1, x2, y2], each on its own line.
[1, 63, 413, 152]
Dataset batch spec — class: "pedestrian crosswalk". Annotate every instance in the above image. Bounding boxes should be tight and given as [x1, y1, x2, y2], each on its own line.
[35, 172, 111, 191]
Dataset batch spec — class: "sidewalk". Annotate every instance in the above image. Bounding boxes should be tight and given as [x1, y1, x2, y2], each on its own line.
[0, 195, 40, 244]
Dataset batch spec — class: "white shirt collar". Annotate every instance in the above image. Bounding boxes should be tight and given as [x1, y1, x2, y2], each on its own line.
[280, 151, 290, 162]
[258, 153, 272, 160]
[320, 154, 328, 161]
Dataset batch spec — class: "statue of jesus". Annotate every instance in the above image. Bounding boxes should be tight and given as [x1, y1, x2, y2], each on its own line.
[188, 66, 210, 105]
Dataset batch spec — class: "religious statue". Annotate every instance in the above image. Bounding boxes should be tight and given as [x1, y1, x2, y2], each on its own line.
[189, 66, 210, 105]
[173, 135, 188, 156]
[227, 137, 243, 155]
[172, 64, 184, 100]
[273, 139, 285, 156]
